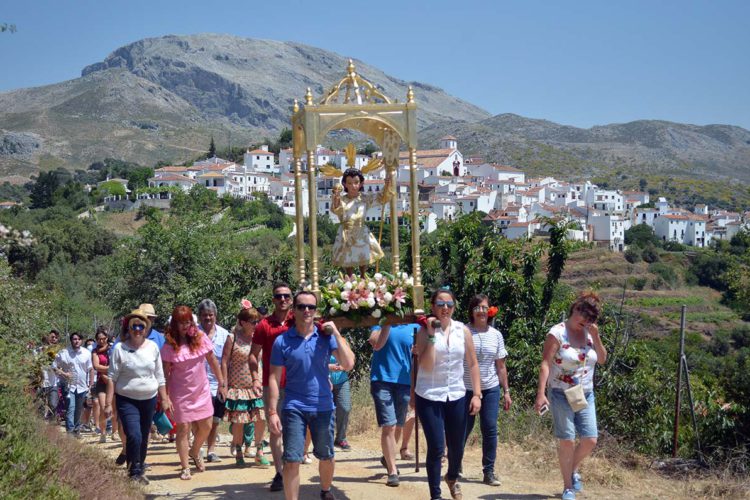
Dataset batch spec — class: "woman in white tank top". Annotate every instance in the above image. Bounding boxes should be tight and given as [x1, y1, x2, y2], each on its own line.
[414, 289, 482, 500]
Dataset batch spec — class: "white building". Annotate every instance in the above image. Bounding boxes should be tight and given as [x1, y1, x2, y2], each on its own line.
[244, 146, 277, 174]
[589, 214, 626, 251]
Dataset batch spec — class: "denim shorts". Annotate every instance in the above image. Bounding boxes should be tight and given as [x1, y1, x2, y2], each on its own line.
[281, 407, 334, 463]
[549, 388, 598, 440]
[370, 381, 411, 427]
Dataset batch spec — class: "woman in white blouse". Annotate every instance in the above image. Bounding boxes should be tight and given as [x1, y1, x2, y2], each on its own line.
[414, 288, 481, 500]
[105, 309, 172, 485]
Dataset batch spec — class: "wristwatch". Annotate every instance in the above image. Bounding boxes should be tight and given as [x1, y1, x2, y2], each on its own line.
[474, 392, 483, 399]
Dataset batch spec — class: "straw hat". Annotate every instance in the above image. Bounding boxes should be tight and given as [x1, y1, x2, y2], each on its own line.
[138, 303, 157, 318]
[124, 309, 151, 331]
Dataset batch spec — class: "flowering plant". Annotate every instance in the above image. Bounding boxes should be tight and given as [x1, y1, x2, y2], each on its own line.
[487, 306, 499, 319]
[316, 272, 414, 324]
[240, 298, 253, 310]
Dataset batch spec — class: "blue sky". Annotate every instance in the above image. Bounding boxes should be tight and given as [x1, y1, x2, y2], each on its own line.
[1, 0, 748, 129]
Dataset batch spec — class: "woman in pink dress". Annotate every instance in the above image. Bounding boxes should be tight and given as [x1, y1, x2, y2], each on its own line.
[161, 306, 227, 480]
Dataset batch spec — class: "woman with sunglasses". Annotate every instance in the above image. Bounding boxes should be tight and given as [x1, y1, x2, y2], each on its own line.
[161, 305, 227, 480]
[105, 309, 171, 485]
[460, 294, 512, 487]
[415, 289, 482, 500]
[221, 304, 271, 468]
[92, 330, 111, 443]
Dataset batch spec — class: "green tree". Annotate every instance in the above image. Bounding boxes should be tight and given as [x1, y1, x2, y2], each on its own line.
[29, 171, 60, 209]
[209, 136, 216, 157]
[624, 223, 660, 248]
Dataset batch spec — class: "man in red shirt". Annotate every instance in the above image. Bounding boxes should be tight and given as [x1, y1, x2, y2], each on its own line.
[251, 282, 294, 492]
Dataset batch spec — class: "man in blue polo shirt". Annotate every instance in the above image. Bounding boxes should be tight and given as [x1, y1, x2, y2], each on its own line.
[268, 291, 355, 500]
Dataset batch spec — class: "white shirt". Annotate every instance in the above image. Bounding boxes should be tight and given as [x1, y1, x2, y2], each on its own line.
[53, 346, 93, 394]
[202, 324, 229, 396]
[416, 320, 467, 402]
[463, 325, 508, 391]
[108, 339, 165, 400]
[547, 322, 598, 392]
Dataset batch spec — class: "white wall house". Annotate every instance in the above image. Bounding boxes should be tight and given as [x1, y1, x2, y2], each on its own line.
[589, 214, 625, 251]
[148, 174, 196, 192]
[244, 146, 277, 174]
[685, 217, 708, 247]
[654, 214, 689, 243]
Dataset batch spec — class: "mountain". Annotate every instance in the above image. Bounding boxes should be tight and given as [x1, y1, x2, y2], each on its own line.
[0, 34, 489, 175]
[1, 33, 749, 191]
[422, 114, 750, 183]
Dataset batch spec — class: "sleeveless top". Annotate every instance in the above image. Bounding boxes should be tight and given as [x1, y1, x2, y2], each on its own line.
[227, 334, 255, 400]
[416, 319, 466, 402]
[547, 322, 598, 392]
[95, 349, 109, 382]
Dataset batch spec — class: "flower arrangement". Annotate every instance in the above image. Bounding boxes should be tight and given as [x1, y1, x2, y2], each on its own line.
[317, 272, 414, 324]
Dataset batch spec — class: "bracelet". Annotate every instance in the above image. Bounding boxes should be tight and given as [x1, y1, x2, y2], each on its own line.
[268, 409, 278, 416]
[427, 335, 436, 344]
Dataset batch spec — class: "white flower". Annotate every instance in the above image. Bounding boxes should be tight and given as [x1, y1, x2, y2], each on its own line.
[384, 292, 393, 303]
[395, 301, 402, 309]
[329, 307, 337, 316]
[331, 298, 339, 306]
[379, 284, 387, 292]
[406, 277, 414, 286]
[367, 297, 376, 308]
[374, 272, 383, 281]
[341, 291, 350, 301]
[343, 281, 353, 290]
[341, 302, 350, 312]
[368, 281, 377, 291]
[371, 309, 382, 318]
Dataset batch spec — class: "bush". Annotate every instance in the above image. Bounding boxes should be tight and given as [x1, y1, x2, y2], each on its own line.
[649, 262, 678, 288]
[663, 240, 687, 252]
[641, 244, 660, 263]
[624, 246, 641, 263]
[625, 223, 660, 248]
[627, 276, 647, 291]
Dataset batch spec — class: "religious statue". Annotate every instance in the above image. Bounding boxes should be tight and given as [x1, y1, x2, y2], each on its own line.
[321, 143, 393, 278]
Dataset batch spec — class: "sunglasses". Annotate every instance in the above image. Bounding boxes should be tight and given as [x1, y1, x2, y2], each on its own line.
[473, 305, 489, 313]
[130, 324, 146, 331]
[274, 293, 292, 300]
[434, 300, 455, 308]
[295, 304, 317, 311]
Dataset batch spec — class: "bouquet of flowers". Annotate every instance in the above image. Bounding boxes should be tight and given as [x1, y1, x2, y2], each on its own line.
[317, 272, 414, 324]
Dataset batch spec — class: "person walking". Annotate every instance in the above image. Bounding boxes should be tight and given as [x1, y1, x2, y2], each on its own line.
[221, 304, 271, 468]
[329, 355, 351, 452]
[250, 282, 295, 492]
[161, 306, 227, 480]
[534, 292, 607, 500]
[414, 289, 482, 500]
[367, 322, 418, 487]
[461, 294, 512, 486]
[54, 332, 95, 436]
[267, 291, 355, 500]
[92, 329, 111, 442]
[197, 299, 231, 463]
[105, 309, 171, 484]
[38, 329, 61, 421]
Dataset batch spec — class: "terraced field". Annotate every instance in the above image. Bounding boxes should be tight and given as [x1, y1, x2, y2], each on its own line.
[559, 247, 743, 339]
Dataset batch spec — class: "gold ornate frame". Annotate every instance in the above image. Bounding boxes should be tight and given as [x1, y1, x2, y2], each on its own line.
[291, 60, 424, 311]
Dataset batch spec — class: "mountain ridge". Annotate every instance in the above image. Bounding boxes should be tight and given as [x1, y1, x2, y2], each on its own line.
[1, 33, 749, 187]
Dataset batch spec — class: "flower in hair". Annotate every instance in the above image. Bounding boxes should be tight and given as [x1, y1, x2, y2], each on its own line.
[487, 306, 499, 318]
[241, 298, 253, 310]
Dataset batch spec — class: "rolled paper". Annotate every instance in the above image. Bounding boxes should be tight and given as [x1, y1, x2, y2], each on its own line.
[323, 325, 335, 336]
[431, 319, 441, 329]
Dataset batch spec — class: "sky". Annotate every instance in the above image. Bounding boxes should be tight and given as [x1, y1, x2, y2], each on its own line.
[1, 0, 749, 129]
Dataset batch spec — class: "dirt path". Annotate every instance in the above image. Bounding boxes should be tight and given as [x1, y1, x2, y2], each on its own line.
[84, 431, 707, 500]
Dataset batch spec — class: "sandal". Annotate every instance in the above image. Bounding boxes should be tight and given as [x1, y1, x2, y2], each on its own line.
[400, 448, 414, 460]
[180, 467, 192, 480]
[255, 448, 270, 468]
[189, 452, 205, 472]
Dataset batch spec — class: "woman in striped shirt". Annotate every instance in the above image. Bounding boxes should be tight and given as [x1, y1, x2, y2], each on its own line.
[461, 294, 512, 487]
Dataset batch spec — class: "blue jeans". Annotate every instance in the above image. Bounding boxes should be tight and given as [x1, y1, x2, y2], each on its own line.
[416, 394, 467, 500]
[371, 381, 411, 427]
[65, 390, 87, 432]
[332, 379, 351, 443]
[116, 394, 157, 477]
[464, 385, 501, 474]
[282, 408, 334, 463]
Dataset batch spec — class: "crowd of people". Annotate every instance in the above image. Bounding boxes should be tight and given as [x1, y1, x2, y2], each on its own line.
[33, 286, 605, 500]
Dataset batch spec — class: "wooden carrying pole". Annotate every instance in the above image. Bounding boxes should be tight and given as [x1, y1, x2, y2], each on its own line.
[412, 326, 420, 472]
[672, 305, 686, 457]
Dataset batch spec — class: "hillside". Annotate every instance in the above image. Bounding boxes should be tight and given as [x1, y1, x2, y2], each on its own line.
[0, 34, 489, 175]
[422, 113, 750, 183]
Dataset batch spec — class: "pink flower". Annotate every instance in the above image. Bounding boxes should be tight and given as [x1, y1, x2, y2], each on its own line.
[393, 287, 406, 304]
[241, 298, 253, 310]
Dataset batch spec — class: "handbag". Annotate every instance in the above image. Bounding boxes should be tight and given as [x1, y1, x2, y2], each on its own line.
[153, 410, 174, 434]
[563, 383, 588, 412]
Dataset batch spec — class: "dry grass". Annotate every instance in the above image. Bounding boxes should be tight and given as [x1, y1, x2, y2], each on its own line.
[46, 425, 142, 500]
